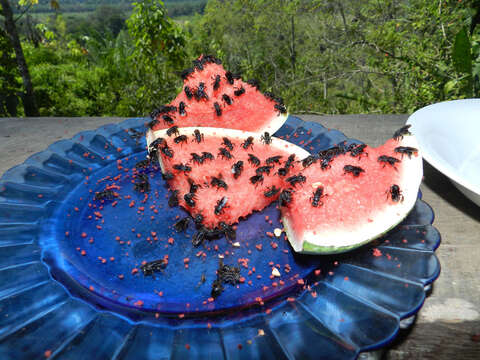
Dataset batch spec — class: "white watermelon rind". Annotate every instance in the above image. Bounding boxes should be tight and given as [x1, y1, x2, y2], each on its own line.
[146, 125, 310, 172]
[282, 134, 423, 255]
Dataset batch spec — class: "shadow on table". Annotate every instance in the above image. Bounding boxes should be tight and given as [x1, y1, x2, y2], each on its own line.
[422, 161, 480, 222]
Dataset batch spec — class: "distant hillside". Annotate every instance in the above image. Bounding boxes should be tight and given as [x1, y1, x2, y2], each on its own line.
[22, 0, 206, 17]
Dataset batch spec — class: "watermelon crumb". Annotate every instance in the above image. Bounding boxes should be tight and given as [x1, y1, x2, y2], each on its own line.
[44, 350, 52, 358]
[373, 248, 382, 257]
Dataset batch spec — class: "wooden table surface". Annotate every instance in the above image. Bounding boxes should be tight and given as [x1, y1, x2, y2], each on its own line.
[1, 115, 479, 359]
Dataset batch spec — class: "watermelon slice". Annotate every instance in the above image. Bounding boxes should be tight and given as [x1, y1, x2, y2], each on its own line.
[147, 55, 288, 134]
[280, 130, 423, 254]
[146, 127, 309, 230]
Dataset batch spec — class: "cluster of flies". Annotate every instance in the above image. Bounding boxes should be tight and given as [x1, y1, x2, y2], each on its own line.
[147, 55, 287, 133]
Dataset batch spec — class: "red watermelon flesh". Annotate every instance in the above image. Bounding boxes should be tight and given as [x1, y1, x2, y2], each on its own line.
[147, 127, 310, 229]
[148, 55, 288, 135]
[280, 133, 423, 254]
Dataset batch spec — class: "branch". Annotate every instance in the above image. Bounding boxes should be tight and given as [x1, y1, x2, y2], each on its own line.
[14, 3, 32, 23]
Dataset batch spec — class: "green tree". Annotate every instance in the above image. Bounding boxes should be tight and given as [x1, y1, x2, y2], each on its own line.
[0, 26, 21, 116]
[126, 0, 187, 115]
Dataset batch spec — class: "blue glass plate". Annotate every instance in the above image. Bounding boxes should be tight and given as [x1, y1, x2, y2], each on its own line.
[0, 116, 440, 359]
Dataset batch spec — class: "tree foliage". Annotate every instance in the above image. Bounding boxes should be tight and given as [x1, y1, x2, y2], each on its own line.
[3, 0, 480, 116]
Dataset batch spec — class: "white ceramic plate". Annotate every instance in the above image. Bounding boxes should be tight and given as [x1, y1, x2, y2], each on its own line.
[407, 99, 480, 207]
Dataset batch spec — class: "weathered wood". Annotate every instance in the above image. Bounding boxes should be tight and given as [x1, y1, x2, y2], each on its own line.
[0, 115, 479, 359]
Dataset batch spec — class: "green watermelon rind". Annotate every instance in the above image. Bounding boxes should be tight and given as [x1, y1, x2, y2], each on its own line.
[300, 217, 405, 254]
[281, 134, 423, 255]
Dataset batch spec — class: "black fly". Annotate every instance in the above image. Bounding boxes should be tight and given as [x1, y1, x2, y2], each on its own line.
[302, 155, 317, 168]
[222, 94, 233, 105]
[241, 136, 254, 150]
[285, 154, 296, 169]
[246, 79, 260, 89]
[222, 137, 234, 150]
[174, 217, 190, 232]
[274, 103, 287, 114]
[378, 155, 400, 169]
[184, 192, 196, 207]
[191, 152, 204, 164]
[192, 129, 204, 143]
[162, 114, 174, 124]
[256, 165, 272, 175]
[225, 71, 234, 85]
[160, 144, 174, 158]
[250, 174, 264, 185]
[261, 132, 272, 145]
[213, 74, 221, 90]
[287, 174, 306, 187]
[168, 190, 179, 207]
[264, 185, 280, 198]
[211, 176, 228, 190]
[181, 67, 194, 80]
[234, 87, 245, 96]
[173, 163, 192, 173]
[387, 184, 404, 202]
[201, 152, 214, 162]
[147, 119, 159, 129]
[162, 171, 174, 181]
[218, 147, 233, 160]
[192, 59, 204, 71]
[166, 126, 179, 137]
[140, 259, 167, 276]
[94, 189, 117, 201]
[178, 101, 187, 116]
[214, 196, 229, 215]
[393, 125, 411, 141]
[231, 160, 244, 179]
[214, 102, 222, 116]
[311, 187, 326, 207]
[278, 189, 293, 207]
[266, 155, 282, 166]
[394, 146, 418, 159]
[174, 135, 188, 145]
[349, 144, 368, 159]
[188, 178, 201, 193]
[343, 165, 365, 177]
[248, 154, 260, 167]
[184, 86, 193, 99]
[195, 82, 208, 100]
